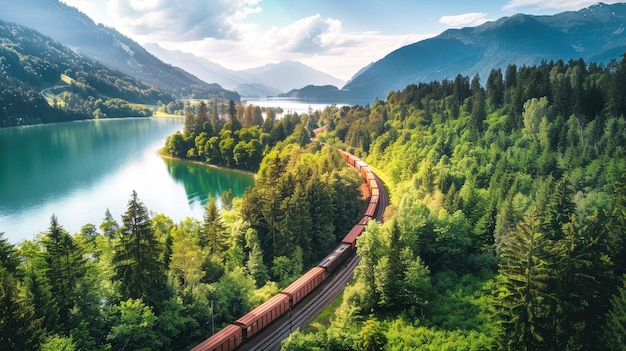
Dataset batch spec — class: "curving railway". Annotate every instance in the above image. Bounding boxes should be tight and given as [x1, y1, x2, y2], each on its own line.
[191, 145, 388, 351]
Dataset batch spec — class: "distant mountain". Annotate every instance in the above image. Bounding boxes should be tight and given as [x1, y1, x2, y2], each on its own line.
[1, 0, 238, 101]
[143, 43, 344, 97]
[298, 2, 626, 102]
[239, 61, 345, 93]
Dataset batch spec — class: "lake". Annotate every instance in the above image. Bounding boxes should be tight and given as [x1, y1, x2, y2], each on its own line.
[0, 118, 255, 243]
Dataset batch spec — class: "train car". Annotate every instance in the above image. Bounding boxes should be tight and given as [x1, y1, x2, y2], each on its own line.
[364, 200, 378, 218]
[370, 195, 379, 205]
[358, 216, 371, 225]
[317, 243, 353, 275]
[339, 150, 352, 164]
[234, 293, 290, 341]
[281, 266, 326, 307]
[190, 323, 243, 351]
[369, 178, 378, 191]
[359, 166, 369, 180]
[355, 160, 367, 173]
[342, 224, 366, 248]
[346, 153, 358, 168]
[371, 187, 380, 197]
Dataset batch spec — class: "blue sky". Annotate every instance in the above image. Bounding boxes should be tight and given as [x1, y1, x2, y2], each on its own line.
[62, 0, 623, 81]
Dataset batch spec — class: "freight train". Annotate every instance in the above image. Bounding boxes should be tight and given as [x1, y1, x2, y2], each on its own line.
[191, 147, 385, 351]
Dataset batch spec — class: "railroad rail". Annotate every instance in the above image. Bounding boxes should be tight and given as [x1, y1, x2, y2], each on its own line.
[191, 145, 388, 351]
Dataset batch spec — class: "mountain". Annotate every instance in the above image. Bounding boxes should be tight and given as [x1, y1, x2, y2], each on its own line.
[239, 61, 345, 93]
[0, 20, 172, 127]
[143, 43, 344, 98]
[0, 0, 238, 101]
[302, 2, 626, 102]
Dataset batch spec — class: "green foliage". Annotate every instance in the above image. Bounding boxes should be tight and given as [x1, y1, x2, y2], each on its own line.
[107, 298, 161, 351]
[40, 334, 77, 351]
[603, 277, 626, 351]
[495, 213, 551, 350]
[200, 197, 228, 255]
[112, 191, 167, 306]
[243, 143, 363, 267]
[309, 56, 626, 350]
[164, 100, 295, 171]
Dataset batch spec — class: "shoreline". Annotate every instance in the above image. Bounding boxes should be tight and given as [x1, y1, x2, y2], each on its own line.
[157, 149, 258, 179]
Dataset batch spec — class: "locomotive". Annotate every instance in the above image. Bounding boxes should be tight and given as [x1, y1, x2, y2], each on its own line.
[191, 148, 385, 351]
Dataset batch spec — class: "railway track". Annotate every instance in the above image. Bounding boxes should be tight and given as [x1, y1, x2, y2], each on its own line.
[240, 254, 361, 351]
[190, 147, 388, 351]
[242, 174, 387, 350]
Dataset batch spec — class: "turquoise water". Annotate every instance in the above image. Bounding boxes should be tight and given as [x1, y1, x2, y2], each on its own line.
[0, 118, 254, 243]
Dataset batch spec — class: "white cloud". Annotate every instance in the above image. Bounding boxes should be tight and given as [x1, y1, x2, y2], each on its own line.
[64, 1, 435, 81]
[162, 14, 431, 81]
[263, 14, 345, 54]
[439, 12, 490, 27]
[106, 0, 261, 41]
[503, 0, 624, 11]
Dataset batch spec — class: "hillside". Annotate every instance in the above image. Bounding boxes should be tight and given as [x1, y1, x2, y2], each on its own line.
[0, 20, 167, 127]
[293, 2, 626, 101]
[0, 0, 238, 101]
[283, 52, 626, 351]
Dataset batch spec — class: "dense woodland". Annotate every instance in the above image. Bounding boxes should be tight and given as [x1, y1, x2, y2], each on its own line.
[0, 103, 364, 350]
[282, 55, 626, 350]
[2, 46, 626, 350]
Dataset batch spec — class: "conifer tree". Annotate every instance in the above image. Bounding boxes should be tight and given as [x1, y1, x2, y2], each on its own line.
[0, 234, 43, 350]
[112, 191, 166, 306]
[200, 197, 228, 256]
[41, 215, 86, 332]
[496, 212, 552, 351]
[603, 276, 626, 351]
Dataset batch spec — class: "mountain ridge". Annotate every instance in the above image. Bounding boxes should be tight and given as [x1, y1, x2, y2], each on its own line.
[143, 42, 344, 98]
[0, 0, 238, 101]
[299, 2, 626, 102]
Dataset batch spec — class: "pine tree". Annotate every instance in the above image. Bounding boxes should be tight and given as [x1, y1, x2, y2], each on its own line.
[100, 208, 119, 240]
[112, 191, 166, 306]
[200, 197, 228, 256]
[603, 276, 626, 351]
[496, 212, 552, 351]
[0, 267, 43, 351]
[551, 214, 615, 350]
[41, 215, 86, 332]
[0, 234, 43, 350]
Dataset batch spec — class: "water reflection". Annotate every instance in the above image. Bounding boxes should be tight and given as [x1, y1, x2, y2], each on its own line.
[161, 157, 254, 207]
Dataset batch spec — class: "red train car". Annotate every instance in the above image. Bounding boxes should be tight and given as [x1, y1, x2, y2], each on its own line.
[358, 216, 371, 225]
[339, 150, 352, 164]
[369, 178, 378, 191]
[281, 267, 326, 306]
[371, 187, 380, 197]
[364, 200, 377, 218]
[234, 293, 290, 341]
[342, 224, 366, 248]
[347, 154, 359, 168]
[359, 166, 369, 180]
[190, 324, 243, 351]
[317, 243, 353, 275]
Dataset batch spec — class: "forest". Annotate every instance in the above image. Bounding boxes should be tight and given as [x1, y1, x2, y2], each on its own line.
[0, 101, 364, 350]
[2, 50, 626, 350]
[281, 56, 626, 350]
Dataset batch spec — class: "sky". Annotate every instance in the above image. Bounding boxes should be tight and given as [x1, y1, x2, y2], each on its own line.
[61, 0, 623, 81]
